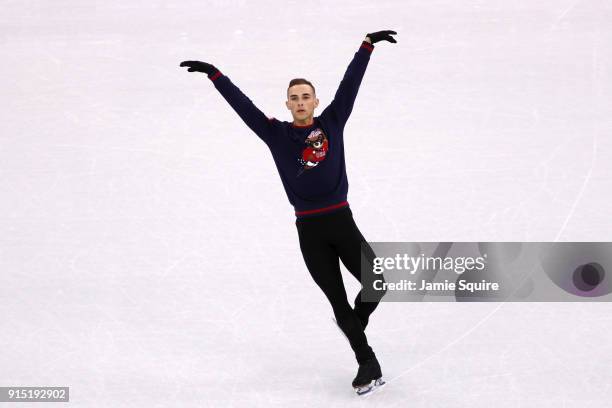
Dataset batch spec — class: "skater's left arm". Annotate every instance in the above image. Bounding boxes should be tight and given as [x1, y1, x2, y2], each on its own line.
[320, 30, 397, 127]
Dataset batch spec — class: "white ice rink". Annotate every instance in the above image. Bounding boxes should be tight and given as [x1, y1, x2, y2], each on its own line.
[1, 0, 611, 406]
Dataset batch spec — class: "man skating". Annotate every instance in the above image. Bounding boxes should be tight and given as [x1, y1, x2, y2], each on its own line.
[180, 30, 397, 395]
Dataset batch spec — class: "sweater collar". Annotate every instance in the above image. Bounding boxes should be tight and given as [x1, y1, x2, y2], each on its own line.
[291, 118, 318, 129]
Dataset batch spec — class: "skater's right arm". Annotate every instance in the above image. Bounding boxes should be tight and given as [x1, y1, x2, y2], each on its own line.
[180, 61, 276, 146]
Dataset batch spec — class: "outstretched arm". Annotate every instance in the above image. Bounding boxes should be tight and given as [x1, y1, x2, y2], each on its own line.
[320, 30, 397, 127]
[180, 61, 276, 146]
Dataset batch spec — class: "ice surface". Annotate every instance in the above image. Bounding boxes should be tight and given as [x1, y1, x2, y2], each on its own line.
[1, 0, 611, 406]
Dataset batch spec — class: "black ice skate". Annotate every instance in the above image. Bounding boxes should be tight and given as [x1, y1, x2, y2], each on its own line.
[352, 357, 385, 396]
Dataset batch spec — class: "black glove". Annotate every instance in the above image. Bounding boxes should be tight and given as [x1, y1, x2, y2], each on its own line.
[366, 30, 397, 44]
[179, 60, 218, 76]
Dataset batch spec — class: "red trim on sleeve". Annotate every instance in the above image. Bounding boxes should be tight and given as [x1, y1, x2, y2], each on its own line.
[360, 41, 374, 52]
[209, 71, 222, 81]
[295, 201, 349, 216]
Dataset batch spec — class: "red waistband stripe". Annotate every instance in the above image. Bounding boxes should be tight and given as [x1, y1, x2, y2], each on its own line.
[295, 201, 349, 216]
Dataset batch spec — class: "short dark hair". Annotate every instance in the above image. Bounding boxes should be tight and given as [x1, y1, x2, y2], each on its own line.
[287, 78, 315, 95]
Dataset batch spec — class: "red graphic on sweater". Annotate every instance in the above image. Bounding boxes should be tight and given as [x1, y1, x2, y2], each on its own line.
[298, 129, 328, 173]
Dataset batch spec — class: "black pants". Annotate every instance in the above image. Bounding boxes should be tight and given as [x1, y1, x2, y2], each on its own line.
[295, 207, 386, 364]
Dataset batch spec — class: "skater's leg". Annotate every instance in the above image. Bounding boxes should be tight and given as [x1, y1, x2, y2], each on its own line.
[296, 219, 375, 363]
[334, 210, 387, 328]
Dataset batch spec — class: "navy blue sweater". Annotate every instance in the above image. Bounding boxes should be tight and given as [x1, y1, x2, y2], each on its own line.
[208, 41, 374, 217]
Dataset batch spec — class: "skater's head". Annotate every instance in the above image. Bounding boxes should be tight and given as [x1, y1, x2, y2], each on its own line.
[286, 78, 319, 125]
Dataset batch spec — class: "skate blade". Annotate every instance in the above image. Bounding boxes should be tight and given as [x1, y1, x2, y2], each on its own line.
[354, 377, 385, 396]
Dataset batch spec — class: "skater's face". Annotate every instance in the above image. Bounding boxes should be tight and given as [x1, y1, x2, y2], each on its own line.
[286, 84, 319, 123]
